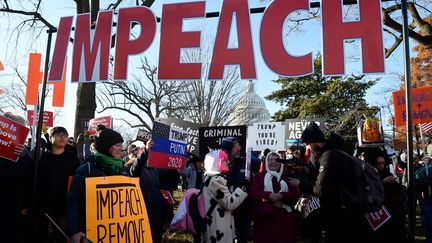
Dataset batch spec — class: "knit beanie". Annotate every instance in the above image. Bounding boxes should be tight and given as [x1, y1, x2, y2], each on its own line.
[221, 137, 240, 155]
[301, 121, 325, 143]
[95, 127, 124, 156]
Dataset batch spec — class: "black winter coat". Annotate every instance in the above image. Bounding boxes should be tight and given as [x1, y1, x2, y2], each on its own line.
[0, 150, 33, 243]
[66, 155, 129, 236]
[33, 145, 81, 215]
[312, 135, 371, 242]
[130, 149, 164, 243]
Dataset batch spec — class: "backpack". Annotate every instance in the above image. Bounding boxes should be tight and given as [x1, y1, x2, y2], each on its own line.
[334, 150, 384, 213]
[415, 161, 432, 203]
[170, 178, 213, 234]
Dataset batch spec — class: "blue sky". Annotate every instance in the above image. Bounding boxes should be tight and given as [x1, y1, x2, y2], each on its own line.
[0, 0, 410, 136]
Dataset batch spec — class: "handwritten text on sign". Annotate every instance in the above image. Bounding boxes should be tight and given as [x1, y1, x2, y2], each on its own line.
[88, 116, 112, 135]
[148, 122, 188, 170]
[247, 122, 285, 151]
[85, 176, 153, 242]
[392, 86, 432, 126]
[0, 115, 29, 162]
[48, 0, 384, 83]
[27, 110, 54, 127]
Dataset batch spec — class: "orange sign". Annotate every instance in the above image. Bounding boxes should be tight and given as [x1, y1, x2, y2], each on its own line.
[85, 176, 152, 243]
[0, 61, 4, 71]
[392, 86, 432, 126]
[25, 53, 66, 107]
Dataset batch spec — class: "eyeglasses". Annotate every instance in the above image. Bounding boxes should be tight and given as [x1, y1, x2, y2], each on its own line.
[53, 133, 68, 138]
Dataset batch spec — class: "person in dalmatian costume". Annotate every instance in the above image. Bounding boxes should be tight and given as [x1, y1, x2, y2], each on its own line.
[202, 149, 248, 243]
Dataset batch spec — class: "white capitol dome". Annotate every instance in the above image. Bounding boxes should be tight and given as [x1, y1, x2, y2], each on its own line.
[228, 80, 271, 126]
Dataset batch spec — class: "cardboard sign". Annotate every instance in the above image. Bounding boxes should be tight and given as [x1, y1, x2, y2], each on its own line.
[88, 116, 112, 135]
[148, 122, 187, 170]
[392, 86, 432, 126]
[365, 206, 391, 231]
[136, 129, 152, 142]
[247, 122, 285, 151]
[85, 176, 152, 242]
[156, 117, 200, 157]
[285, 118, 326, 143]
[199, 125, 247, 159]
[0, 115, 30, 162]
[27, 110, 54, 127]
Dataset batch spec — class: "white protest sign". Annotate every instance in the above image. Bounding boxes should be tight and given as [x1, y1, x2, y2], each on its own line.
[247, 122, 285, 151]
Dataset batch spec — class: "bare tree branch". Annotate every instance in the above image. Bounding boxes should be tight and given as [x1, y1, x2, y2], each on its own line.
[382, 3, 432, 48]
[0, 6, 55, 30]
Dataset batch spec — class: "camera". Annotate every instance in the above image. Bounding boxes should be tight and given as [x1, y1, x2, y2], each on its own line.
[276, 154, 303, 167]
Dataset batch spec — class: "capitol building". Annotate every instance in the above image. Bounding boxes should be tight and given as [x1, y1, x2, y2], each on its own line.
[228, 80, 271, 126]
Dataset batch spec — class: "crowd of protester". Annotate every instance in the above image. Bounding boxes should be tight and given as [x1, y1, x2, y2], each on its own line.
[1, 111, 432, 243]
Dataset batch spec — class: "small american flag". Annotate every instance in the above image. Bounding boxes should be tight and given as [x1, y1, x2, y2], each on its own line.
[421, 122, 432, 133]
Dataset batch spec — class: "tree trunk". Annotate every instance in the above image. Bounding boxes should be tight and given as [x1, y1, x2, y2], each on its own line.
[73, 0, 98, 137]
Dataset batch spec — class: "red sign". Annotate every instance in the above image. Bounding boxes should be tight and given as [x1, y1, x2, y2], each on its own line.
[49, 0, 385, 82]
[0, 115, 30, 161]
[160, 190, 174, 205]
[88, 116, 112, 135]
[392, 86, 432, 126]
[365, 206, 391, 231]
[27, 110, 54, 127]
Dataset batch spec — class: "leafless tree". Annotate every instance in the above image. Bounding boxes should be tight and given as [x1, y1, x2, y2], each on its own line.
[166, 36, 246, 127]
[260, 0, 432, 58]
[97, 57, 187, 131]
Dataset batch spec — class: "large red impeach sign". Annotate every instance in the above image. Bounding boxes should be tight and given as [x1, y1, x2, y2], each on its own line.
[48, 0, 385, 83]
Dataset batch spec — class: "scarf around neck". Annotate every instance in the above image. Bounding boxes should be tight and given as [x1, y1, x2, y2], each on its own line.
[94, 151, 123, 174]
[264, 152, 291, 212]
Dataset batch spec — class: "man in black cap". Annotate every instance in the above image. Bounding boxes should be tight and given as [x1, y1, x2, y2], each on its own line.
[220, 137, 252, 243]
[301, 121, 371, 243]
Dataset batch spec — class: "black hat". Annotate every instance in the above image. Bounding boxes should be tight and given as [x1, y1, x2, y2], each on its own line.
[301, 122, 325, 143]
[48, 126, 68, 137]
[95, 127, 124, 156]
[221, 137, 240, 156]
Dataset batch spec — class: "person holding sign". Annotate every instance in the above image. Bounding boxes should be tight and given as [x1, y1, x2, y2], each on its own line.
[363, 149, 407, 242]
[129, 140, 165, 243]
[0, 112, 32, 243]
[67, 127, 126, 243]
[249, 151, 300, 243]
[30, 126, 80, 243]
[202, 149, 248, 243]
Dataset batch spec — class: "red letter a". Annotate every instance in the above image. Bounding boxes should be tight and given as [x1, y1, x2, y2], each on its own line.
[208, 0, 256, 80]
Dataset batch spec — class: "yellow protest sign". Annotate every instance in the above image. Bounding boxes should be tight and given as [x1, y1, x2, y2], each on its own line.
[85, 176, 152, 243]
